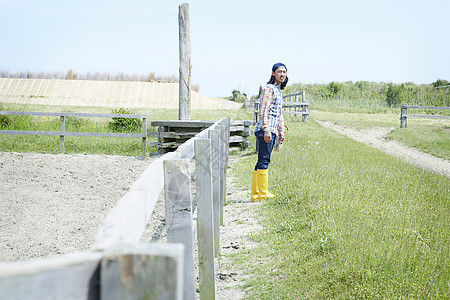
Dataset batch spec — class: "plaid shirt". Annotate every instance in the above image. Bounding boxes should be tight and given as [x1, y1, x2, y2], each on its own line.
[254, 83, 284, 136]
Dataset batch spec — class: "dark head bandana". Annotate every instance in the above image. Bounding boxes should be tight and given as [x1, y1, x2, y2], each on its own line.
[272, 62, 287, 72]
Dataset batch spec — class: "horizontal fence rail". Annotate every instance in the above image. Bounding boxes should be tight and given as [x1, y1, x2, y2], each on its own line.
[400, 103, 450, 128]
[0, 111, 147, 157]
[0, 117, 231, 300]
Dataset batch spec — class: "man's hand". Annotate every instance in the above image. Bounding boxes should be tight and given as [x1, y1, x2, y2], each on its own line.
[264, 131, 272, 143]
[279, 133, 285, 145]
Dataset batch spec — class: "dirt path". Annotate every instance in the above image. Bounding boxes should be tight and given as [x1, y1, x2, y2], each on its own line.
[316, 121, 450, 177]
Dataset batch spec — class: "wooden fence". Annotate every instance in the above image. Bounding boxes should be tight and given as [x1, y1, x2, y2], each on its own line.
[0, 118, 231, 300]
[149, 120, 252, 153]
[0, 111, 148, 157]
[400, 103, 450, 128]
[254, 91, 310, 125]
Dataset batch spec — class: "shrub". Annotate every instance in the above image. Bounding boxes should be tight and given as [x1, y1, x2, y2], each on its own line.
[385, 83, 403, 106]
[108, 108, 142, 132]
[327, 81, 342, 97]
[0, 104, 12, 129]
[229, 90, 248, 103]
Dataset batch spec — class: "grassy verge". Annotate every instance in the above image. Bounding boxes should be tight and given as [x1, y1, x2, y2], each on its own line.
[0, 103, 253, 156]
[312, 110, 450, 160]
[229, 120, 449, 299]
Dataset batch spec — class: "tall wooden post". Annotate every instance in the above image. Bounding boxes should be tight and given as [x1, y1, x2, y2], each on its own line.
[178, 3, 191, 120]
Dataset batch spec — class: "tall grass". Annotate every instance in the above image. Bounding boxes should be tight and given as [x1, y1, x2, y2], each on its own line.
[230, 120, 449, 299]
[0, 69, 200, 92]
[283, 81, 450, 113]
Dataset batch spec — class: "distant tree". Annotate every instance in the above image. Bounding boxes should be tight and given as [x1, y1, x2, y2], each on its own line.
[386, 83, 403, 107]
[230, 89, 248, 103]
[432, 78, 450, 88]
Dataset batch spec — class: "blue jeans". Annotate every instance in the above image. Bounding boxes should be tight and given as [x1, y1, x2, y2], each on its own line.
[255, 130, 276, 170]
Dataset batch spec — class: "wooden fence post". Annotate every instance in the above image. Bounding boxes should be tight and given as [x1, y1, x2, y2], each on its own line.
[302, 100, 310, 123]
[220, 118, 230, 208]
[142, 117, 147, 157]
[216, 125, 225, 226]
[60, 115, 65, 153]
[164, 159, 195, 300]
[101, 243, 185, 300]
[400, 103, 408, 128]
[194, 139, 216, 299]
[208, 129, 221, 257]
[178, 3, 191, 120]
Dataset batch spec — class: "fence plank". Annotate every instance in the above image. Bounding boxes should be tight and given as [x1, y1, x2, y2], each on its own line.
[92, 152, 177, 250]
[208, 128, 221, 256]
[101, 243, 184, 300]
[216, 125, 225, 226]
[164, 159, 195, 300]
[0, 111, 146, 118]
[195, 139, 216, 299]
[0, 251, 102, 300]
[0, 130, 146, 138]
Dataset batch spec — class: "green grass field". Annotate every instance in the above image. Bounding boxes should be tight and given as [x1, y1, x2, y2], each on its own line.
[230, 119, 449, 299]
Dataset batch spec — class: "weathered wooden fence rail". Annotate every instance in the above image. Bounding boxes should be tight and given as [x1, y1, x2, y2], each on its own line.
[400, 103, 450, 128]
[0, 117, 231, 300]
[149, 119, 250, 153]
[0, 111, 148, 157]
[254, 91, 310, 125]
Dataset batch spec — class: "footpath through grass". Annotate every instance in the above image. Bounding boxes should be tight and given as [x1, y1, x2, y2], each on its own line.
[230, 120, 449, 299]
[312, 110, 450, 160]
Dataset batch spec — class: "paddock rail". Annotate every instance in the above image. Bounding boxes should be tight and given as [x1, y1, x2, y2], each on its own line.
[400, 103, 450, 128]
[0, 117, 231, 300]
[0, 111, 148, 157]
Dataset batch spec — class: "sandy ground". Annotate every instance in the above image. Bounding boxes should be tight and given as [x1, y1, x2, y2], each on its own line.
[0, 78, 243, 110]
[316, 121, 450, 177]
[0, 152, 152, 262]
[0, 151, 259, 299]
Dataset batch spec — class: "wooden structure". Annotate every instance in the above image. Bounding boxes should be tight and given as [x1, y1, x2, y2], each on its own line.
[0, 118, 231, 300]
[149, 119, 252, 153]
[178, 3, 191, 120]
[0, 111, 147, 157]
[282, 91, 310, 122]
[400, 103, 450, 128]
[254, 91, 310, 124]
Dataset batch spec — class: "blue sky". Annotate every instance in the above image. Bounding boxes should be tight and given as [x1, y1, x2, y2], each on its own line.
[1, 0, 449, 98]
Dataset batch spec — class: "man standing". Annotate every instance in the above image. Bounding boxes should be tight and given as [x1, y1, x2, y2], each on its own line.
[252, 62, 288, 202]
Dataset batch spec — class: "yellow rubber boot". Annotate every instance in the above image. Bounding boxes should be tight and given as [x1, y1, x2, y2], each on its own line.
[251, 170, 259, 202]
[257, 169, 275, 200]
